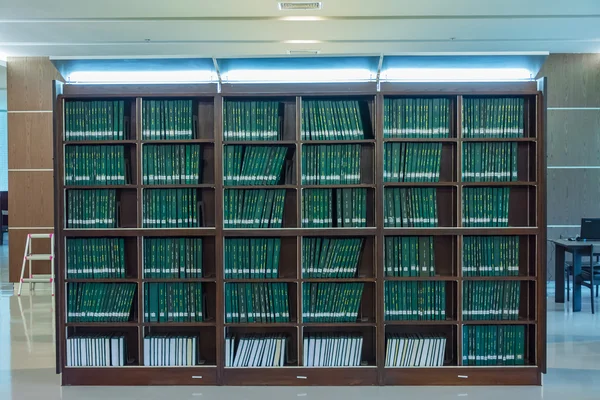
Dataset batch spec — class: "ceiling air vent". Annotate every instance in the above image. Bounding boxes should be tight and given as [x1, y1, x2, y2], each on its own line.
[278, 2, 322, 10]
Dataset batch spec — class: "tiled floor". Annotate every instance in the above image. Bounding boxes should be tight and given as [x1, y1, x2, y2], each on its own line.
[1, 242, 599, 399]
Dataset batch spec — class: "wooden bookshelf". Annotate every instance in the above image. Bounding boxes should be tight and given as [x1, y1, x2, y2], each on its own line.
[54, 81, 545, 386]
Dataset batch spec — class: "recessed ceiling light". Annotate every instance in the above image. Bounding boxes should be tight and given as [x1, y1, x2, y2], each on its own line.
[278, 2, 322, 11]
[284, 40, 321, 44]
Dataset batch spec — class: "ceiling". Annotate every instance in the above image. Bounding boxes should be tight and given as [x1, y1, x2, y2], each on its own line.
[0, 0, 600, 58]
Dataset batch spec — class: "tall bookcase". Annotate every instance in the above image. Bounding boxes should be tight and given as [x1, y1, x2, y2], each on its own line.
[54, 81, 546, 386]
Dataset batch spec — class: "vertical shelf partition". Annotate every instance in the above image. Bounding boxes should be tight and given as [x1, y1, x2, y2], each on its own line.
[55, 82, 545, 386]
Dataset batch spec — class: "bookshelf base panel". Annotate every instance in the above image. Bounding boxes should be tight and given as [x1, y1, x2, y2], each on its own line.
[383, 367, 541, 386]
[61, 367, 218, 386]
[223, 367, 378, 386]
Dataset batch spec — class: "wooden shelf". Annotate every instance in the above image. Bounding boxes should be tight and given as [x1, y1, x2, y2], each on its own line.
[223, 228, 378, 236]
[225, 323, 298, 328]
[65, 278, 138, 283]
[223, 140, 296, 145]
[142, 322, 217, 327]
[384, 276, 457, 281]
[141, 139, 215, 144]
[66, 322, 139, 327]
[302, 278, 376, 283]
[302, 322, 376, 327]
[461, 137, 536, 142]
[55, 85, 545, 387]
[384, 320, 458, 326]
[64, 140, 137, 145]
[224, 278, 297, 283]
[224, 185, 296, 190]
[63, 228, 217, 237]
[301, 184, 376, 189]
[460, 181, 537, 187]
[461, 320, 536, 325]
[383, 182, 457, 187]
[142, 278, 216, 283]
[301, 139, 376, 144]
[461, 276, 537, 281]
[383, 138, 457, 143]
[141, 184, 215, 189]
[64, 185, 136, 190]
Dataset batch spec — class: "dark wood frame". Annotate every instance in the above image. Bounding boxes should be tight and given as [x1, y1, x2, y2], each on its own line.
[53, 81, 546, 386]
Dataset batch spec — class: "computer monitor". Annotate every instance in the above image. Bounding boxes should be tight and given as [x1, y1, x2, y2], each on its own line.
[580, 218, 600, 240]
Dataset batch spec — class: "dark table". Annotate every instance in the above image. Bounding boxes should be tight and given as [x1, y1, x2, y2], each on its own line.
[551, 238, 598, 312]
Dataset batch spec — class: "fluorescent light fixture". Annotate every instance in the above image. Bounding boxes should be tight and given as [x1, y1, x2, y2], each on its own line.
[223, 68, 374, 83]
[280, 16, 325, 21]
[382, 67, 533, 82]
[284, 40, 322, 44]
[67, 70, 215, 84]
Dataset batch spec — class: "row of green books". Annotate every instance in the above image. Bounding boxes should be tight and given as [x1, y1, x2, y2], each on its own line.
[301, 100, 368, 140]
[143, 283, 204, 323]
[226, 334, 288, 367]
[223, 145, 287, 186]
[462, 142, 518, 182]
[383, 98, 451, 138]
[384, 143, 442, 182]
[66, 238, 125, 279]
[143, 144, 202, 185]
[224, 189, 285, 228]
[223, 100, 282, 141]
[142, 99, 194, 140]
[143, 334, 199, 366]
[302, 188, 367, 228]
[302, 238, 363, 278]
[462, 325, 525, 365]
[224, 238, 281, 279]
[462, 97, 525, 138]
[223, 100, 281, 141]
[384, 188, 438, 227]
[64, 145, 128, 185]
[142, 189, 200, 228]
[64, 100, 126, 141]
[384, 281, 446, 321]
[225, 283, 290, 323]
[303, 333, 363, 367]
[67, 283, 136, 322]
[462, 281, 520, 320]
[385, 334, 446, 367]
[67, 189, 117, 228]
[302, 144, 361, 185]
[143, 238, 203, 278]
[302, 283, 364, 323]
[463, 236, 520, 277]
[66, 334, 127, 367]
[462, 187, 510, 227]
[384, 236, 435, 277]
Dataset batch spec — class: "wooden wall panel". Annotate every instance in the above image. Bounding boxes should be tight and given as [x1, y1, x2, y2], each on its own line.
[6, 56, 63, 282]
[538, 54, 600, 108]
[7, 57, 63, 111]
[547, 169, 600, 226]
[8, 171, 54, 227]
[8, 113, 54, 169]
[8, 229, 53, 282]
[547, 109, 600, 167]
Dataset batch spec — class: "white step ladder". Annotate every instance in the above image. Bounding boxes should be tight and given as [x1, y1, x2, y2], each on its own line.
[18, 233, 55, 296]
